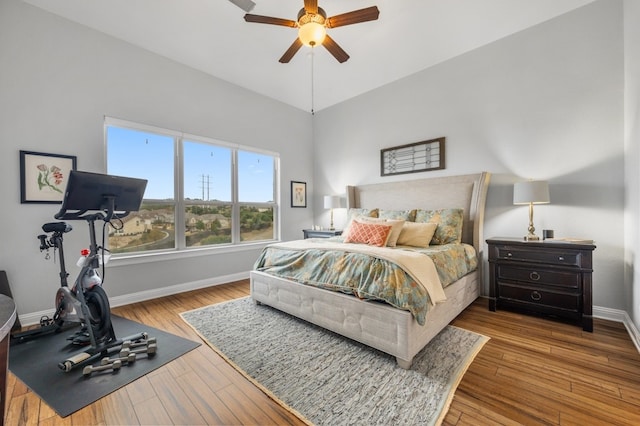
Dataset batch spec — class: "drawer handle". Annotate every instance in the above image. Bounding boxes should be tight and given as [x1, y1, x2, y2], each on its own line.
[506, 252, 513, 258]
[531, 291, 542, 301]
[558, 256, 565, 261]
[529, 271, 541, 281]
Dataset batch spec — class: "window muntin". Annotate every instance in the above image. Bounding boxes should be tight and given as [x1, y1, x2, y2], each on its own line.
[106, 120, 278, 255]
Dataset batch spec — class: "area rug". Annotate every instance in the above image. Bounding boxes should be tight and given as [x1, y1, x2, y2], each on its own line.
[9, 315, 200, 417]
[181, 297, 489, 426]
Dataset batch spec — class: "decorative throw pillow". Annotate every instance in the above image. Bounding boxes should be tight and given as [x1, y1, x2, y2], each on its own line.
[343, 219, 392, 247]
[396, 222, 438, 248]
[343, 208, 379, 234]
[378, 209, 417, 222]
[414, 208, 464, 245]
[359, 217, 405, 247]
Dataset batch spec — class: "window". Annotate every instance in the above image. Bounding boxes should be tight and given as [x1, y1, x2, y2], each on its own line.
[105, 118, 279, 255]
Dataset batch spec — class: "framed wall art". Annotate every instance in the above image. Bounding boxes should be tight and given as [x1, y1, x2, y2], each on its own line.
[380, 137, 445, 177]
[291, 181, 307, 208]
[20, 150, 77, 204]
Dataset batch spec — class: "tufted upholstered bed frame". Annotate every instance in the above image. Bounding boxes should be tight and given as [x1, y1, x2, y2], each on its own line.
[250, 172, 491, 368]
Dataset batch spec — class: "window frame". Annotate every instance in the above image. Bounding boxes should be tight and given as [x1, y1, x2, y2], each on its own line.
[104, 117, 280, 259]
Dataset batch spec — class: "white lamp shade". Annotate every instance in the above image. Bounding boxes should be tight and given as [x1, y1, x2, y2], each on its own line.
[323, 195, 341, 209]
[513, 181, 550, 205]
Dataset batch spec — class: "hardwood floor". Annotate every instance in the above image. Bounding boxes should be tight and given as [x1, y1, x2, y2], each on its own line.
[6, 280, 640, 425]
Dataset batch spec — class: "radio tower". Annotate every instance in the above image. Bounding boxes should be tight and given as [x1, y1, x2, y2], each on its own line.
[200, 175, 211, 200]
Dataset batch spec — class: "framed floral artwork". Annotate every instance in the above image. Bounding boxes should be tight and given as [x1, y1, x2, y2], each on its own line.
[291, 181, 307, 208]
[20, 150, 77, 204]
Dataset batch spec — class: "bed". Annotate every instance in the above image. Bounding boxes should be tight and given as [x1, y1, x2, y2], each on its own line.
[250, 172, 491, 368]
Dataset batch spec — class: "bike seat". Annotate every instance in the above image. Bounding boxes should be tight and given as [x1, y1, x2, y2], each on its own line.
[42, 222, 73, 233]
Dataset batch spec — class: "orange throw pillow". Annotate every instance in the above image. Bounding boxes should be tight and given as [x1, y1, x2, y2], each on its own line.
[343, 220, 392, 247]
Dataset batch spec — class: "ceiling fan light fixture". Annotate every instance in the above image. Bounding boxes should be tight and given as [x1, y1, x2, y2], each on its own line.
[298, 22, 327, 46]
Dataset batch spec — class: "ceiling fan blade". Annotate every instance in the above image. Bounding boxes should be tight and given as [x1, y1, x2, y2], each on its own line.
[244, 14, 297, 27]
[326, 6, 380, 28]
[304, 0, 318, 14]
[279, 38, 304, 63]
[322, 34, 349, 63]
[228, 0, 255, 13]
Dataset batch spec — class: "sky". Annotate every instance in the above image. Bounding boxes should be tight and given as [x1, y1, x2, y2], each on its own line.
[106, 126, 275, 202]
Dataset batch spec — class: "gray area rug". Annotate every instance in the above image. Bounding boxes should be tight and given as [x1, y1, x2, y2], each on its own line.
[181, 297, 488, 426]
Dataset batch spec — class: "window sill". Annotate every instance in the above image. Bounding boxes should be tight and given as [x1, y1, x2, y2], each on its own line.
[105, 240, 277, 267]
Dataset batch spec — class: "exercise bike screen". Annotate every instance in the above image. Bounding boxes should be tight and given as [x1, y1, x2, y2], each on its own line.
[59, 170, 148, 212]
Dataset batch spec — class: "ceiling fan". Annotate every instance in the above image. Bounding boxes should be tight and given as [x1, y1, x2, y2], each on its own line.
[243, 0, 380, 63]
[228, 0, 255, 13]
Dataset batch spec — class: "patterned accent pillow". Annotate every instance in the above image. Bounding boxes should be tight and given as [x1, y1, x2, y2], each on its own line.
[343, 208, 379, 234]
[396, 222, 438, 248]
[414, 208, 464, 245]
[378, 209, 417, 222]
[359, 217, 405, 247]
[343, 219, 392, 247]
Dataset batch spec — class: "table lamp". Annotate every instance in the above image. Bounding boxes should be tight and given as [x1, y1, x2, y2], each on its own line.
[323, 195, 341, 230]
[513, 180, 550, 241]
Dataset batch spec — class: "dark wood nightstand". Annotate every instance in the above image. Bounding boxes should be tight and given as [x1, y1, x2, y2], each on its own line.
[487, 237, 595, 331]
[302, 229, 342, 239]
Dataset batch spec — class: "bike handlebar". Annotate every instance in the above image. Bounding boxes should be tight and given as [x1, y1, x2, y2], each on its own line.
[55, 195, 131, 222]
[54, 209, 131, 222]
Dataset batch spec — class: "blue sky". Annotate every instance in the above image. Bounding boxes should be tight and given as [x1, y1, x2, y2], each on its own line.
[107, 126, 274, 202]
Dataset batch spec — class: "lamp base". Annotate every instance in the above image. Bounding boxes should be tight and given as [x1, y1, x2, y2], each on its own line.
[524, 234, 540, 241]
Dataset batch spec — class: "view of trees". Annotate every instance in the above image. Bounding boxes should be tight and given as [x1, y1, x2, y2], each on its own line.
[108, 203, 274, 253]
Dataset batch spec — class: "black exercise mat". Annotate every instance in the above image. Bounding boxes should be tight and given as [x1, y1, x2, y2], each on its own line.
[9, 315, 200, 417]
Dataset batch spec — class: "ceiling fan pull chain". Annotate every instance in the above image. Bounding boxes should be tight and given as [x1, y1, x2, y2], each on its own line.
[311, 47, 315, 115]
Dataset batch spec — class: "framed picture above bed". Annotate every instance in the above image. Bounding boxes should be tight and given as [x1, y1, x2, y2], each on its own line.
[291, 181, 307, 208]
[380, 137, 445, 177]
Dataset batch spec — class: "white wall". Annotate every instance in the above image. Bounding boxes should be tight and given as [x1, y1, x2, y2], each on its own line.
[0, 0, 314, 316]
[313, 0, 626, 310]
[624, 0, 640, 331]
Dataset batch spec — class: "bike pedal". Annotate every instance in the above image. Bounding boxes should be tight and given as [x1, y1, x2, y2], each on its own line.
[39, 316, 54, 327]
[71, 335, 91, 345]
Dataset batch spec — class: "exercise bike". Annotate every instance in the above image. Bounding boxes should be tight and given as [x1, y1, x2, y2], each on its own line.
[12, 171, 154, 374]
[9, 220, 108, 345]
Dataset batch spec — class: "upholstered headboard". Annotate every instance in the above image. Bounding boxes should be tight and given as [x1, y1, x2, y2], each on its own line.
[346, 172, 491, 253]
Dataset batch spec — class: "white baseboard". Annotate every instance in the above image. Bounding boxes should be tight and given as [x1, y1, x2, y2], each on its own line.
[16, 271, 249, 327]
[593, 305, 640, 353]
[16, 284, 640, 355]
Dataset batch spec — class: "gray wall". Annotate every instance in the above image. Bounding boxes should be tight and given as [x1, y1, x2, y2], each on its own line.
[0, 0, 314, 315]
[313, 0, 626, 311]
[1, 0, 636, 327]
[624, 0, 640, 331]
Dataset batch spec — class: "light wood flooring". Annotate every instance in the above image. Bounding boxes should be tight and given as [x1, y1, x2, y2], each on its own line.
[6, 279, 640, 425]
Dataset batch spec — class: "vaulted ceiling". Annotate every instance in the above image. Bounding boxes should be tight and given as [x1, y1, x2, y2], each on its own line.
[23, 0, 595, 112]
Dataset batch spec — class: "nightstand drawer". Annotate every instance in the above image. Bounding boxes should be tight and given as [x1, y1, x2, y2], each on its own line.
[498, 283, 580, 312]
[495, 246, 583, 267]
[302, 229, 342, 239]
[497, 265, 580, 289]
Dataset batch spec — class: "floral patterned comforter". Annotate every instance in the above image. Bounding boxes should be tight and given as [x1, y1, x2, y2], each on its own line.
[253, 239, 477, 325]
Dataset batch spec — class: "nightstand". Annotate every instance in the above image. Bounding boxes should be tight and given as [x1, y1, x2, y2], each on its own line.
[487, 237, 596, 331]
[302, 229, 342, 239]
